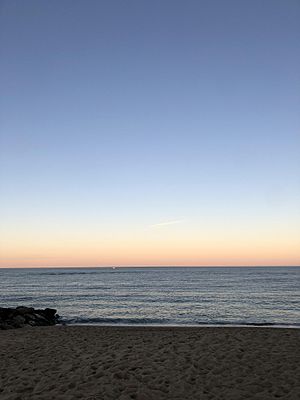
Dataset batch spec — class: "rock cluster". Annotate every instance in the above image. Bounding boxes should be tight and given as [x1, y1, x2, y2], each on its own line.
[0, 306, 59, 329]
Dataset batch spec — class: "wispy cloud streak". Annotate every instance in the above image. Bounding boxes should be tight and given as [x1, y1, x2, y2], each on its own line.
[149, 219, 185, 228]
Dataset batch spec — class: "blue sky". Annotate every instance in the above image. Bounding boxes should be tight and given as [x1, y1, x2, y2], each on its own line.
[0, 0, 299, 266]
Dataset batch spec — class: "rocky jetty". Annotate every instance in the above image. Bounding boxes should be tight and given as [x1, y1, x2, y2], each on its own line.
[0, 307, 59, 329]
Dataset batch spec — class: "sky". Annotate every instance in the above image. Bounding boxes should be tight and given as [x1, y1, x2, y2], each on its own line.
[0, 0, 299, 267]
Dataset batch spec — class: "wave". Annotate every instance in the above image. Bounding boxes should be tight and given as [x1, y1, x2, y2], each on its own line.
[60, 316, 300, 327]
[41, 271, 98, 276]
[62, 317, 170, 325]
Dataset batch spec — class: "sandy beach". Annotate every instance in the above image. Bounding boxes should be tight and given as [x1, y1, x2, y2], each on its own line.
[0, 326, 299, 400]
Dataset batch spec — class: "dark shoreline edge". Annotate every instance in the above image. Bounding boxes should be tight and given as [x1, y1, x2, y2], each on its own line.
[57, 322, 300, 329]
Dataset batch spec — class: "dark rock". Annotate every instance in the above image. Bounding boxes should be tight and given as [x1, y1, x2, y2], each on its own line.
[16, 306, 34, 315]
[33, 314, 51, 326]
[11, 315, 26, 328]
[0, 307, 59, 329]
[0, 323, 14, 330]
[0, 308, 14, 319]
[44, 308, 57, 318]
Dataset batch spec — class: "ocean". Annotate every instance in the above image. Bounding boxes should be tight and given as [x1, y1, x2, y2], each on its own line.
[0, 267, 299, 327]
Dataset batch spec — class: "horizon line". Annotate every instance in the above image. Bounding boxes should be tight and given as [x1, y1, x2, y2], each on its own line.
[0, 265, 299, 269]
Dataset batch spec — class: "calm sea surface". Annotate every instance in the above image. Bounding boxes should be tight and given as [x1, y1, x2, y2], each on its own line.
[0, 267, 299, 326]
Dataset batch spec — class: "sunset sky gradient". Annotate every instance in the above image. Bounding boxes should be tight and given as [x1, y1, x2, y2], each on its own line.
[0, 0, 299, 267]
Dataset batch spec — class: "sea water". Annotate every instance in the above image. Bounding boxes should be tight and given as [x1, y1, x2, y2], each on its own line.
[0, 267, 299, 326]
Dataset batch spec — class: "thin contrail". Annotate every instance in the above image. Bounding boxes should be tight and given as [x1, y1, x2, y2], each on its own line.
[150, 219, 185, 228]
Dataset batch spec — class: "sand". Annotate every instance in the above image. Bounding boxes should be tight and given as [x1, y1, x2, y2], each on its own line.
[0, 326, 299, 400]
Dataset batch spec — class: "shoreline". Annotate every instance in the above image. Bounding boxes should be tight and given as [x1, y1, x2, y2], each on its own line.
[1, 325, 299, 399]
[61, 322, 300, 329]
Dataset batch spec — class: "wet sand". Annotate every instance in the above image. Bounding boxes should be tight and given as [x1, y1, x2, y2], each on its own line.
[0, 326, 299, 399]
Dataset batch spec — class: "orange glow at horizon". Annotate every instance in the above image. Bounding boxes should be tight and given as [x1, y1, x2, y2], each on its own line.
[1, 230, 299, 267]
[1, 213, 300, 268]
